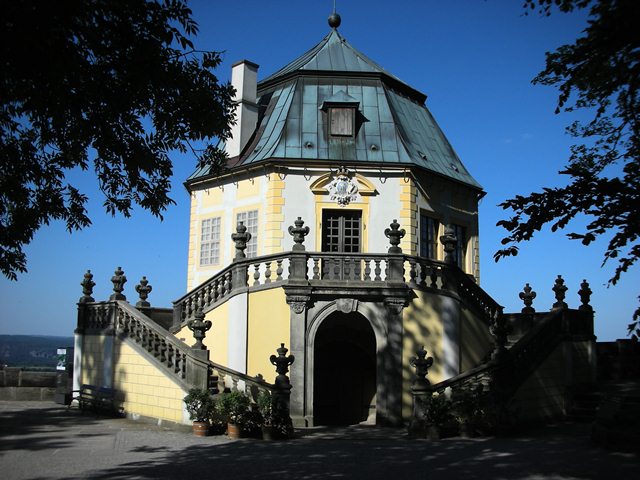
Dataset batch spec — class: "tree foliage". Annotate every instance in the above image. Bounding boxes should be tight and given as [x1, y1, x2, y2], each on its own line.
[496, 0, 640, 336]
[0, 0, 235, 280]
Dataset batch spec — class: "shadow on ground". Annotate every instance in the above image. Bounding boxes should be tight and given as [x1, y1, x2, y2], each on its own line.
[85, 424, 639, 480]
[1, 402, 638, 480]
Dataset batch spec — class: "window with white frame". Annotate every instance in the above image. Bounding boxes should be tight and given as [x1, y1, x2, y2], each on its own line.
[236, 210, 258, 258]
[419, 213, 439, 259]
[452, 224, 466, 270]
[200, 217, 221, 266]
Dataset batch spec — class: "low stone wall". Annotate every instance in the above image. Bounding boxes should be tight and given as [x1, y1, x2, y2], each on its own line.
[0, 367, 58, 401]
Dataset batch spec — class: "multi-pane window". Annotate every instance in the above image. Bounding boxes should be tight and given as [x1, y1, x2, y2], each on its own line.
[236, 210, 258, 258]
[200, 217, 221, 266]
[321, 210, 361, 253]
[330, 108, 354, 137]
[452, 224, 466, 270]
[419, 214, 439, 259]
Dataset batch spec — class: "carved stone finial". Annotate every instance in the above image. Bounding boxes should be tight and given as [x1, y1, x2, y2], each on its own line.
[110, 267, 127, 301]
[270, 343, 295, 389]
[135, 276, 152, 308]
[409, 346, 434, 389]
[578, 279, 593, 312]
[519, 283, 536, 314]
[288, 217, 310, 251]
[440, 225, 458, 265]
[385, 219, 405, 254]
[187, 308, 212, 350]
[231, 221, 252, 260]
[552, 275, 568, 310]
[79, 270, 95, 303]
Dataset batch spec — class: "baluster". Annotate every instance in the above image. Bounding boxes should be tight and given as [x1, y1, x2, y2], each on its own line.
[418, 261, 428, 287]
[219, 373, 227, 392]
[225, 271, 232, 293]
[312, 258, 320, 280]
[430, 266, 439, 289]
[344, 258, 351, 280]
[204, 284, 211, 307]
[264, 261, 272, 284]
[138, 325, 145, 346]
[186, 297, 193, 320]
[232, 376, 239, 391]
[253, 263, 261, 286]
[334, 258, 341, 280]
[181, 353, 186, 378]
[374, 259, 382, 281]
[167, 344, 174, 367]
[409, 259, 417, 284]
[174, 349, 181, 373]
[159, 337, 165, 360]
[211, 278, 218, 302]
[148, 331, 155, 353]
[220, 274, 227, 297]
[276, 259, 283, 281]
[364, 259, 371, 281]
[354, 258, 361, 280]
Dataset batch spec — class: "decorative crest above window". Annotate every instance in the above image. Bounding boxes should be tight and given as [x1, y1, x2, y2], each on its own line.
[327, 166, 359, 207]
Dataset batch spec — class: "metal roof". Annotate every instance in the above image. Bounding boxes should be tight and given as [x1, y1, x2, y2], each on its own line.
[260, 29, 411, 91]
[188, 29, 482, 191]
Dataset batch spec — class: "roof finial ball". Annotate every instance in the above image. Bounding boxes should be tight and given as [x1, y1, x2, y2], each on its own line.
[328, 11, 341, 29]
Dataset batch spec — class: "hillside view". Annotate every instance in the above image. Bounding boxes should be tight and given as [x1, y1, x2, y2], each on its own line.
[0, 335, 74, 370]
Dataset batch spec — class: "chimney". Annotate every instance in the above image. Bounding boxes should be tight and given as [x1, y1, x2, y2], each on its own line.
[226, 60, 259, 158]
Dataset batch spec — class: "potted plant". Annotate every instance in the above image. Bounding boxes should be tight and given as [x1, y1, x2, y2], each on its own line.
[425, 393, 453, 440]
[183, 388, 216, 437]
[257, 391, 277, 440]
[452, 385, 485, 437]
[218, 390, 250, 439]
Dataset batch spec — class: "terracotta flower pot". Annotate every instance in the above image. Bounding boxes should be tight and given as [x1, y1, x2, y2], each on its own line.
[192, 421, 209, 437]
[427, 425, 441, 440]
[227, 422, 241, 439]
[261, 425, 277, 441]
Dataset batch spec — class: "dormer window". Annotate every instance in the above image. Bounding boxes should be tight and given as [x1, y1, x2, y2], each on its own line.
[330, 107, 355, 137]
[320, 90, 362, 139]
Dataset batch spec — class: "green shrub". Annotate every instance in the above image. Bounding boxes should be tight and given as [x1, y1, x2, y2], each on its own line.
[183, 388, 216, 423]
[217, 390, 250, 424]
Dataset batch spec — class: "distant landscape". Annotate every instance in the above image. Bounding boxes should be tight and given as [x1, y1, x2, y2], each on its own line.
[0, 335, 74, 370]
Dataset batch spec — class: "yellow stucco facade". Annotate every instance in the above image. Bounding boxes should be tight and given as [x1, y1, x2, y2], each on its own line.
[112, 340, 187, 424]
[401, 290, 445, 418]
[80, 334, 106, 387]
[247, 288, 290, 378]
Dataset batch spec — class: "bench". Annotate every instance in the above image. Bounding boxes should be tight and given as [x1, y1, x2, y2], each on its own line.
[71, 384, 118, 415]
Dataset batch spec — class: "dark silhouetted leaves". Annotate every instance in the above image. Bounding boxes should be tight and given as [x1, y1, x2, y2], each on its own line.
[0, 0, 235, 280]
[501, 1, 640, 337]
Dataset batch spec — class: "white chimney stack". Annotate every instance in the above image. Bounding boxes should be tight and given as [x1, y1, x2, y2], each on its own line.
[226, 60, 259, 158]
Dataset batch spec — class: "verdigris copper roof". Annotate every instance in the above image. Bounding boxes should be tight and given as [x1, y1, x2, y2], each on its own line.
[188, 28, 482, 191]
[260, 30, 414, 95]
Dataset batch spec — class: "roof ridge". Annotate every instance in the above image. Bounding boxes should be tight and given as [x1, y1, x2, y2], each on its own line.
[259, 29, 409, 90]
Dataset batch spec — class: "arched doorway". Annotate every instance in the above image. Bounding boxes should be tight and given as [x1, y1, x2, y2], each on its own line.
[313, 312, 376, 426]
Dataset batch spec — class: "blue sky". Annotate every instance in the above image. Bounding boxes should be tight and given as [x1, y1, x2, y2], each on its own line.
[1, 1, 637, 341]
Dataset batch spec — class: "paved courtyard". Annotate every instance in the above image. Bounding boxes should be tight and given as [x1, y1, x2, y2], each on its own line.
[0, 401, 638, 479]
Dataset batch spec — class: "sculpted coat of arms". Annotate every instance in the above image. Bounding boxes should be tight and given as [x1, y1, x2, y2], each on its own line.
[327, 167, 359, 206]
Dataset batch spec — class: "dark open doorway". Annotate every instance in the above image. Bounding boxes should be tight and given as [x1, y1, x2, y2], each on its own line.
[313, 312, 376, 426]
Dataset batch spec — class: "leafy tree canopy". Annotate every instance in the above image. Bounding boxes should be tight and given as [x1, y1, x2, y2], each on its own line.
[0, 0, 235, 280]
[496, 0, 639, 337]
